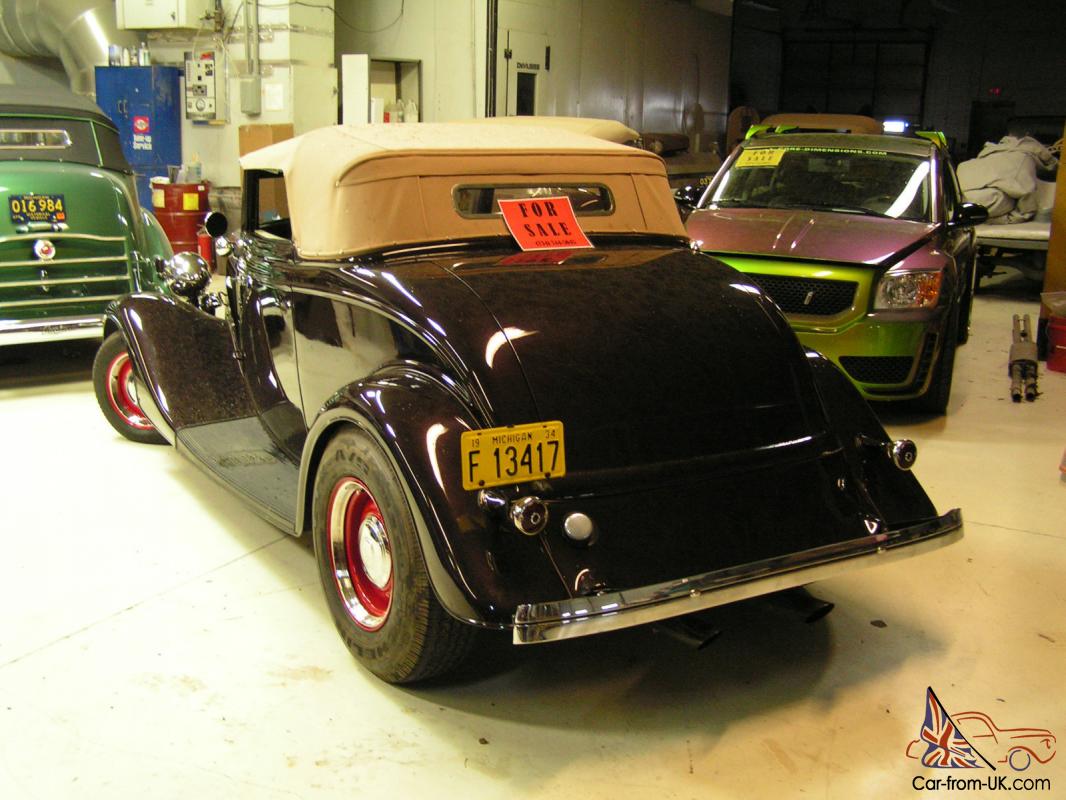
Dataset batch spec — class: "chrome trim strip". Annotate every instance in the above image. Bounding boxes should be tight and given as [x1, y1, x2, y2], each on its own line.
[1, 275, 127, 288]
[0, 255, 127, 268]
[132, 373, 176, 445]
[0, 293, 124, 308]
[0, 314, 103, 344]
[0, 233, 126, 244]
[512, 509, 963, 645]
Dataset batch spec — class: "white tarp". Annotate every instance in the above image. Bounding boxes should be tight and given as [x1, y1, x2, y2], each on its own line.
[958, 136, 1057, 224]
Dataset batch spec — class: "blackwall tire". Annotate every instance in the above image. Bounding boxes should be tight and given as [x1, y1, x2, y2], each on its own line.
[92, 332, 167, 445]
[957, 258, 975, 345]
[312, 426, 478, 683]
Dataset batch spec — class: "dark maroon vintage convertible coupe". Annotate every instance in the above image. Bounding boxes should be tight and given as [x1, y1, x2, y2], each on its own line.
[93, 122, 962, 683]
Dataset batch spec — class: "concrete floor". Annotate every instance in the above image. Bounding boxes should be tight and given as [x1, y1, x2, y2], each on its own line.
[1, 277, 1063, 799]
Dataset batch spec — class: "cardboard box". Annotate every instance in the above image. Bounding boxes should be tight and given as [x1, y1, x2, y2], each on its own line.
[238, 124, 294, 221]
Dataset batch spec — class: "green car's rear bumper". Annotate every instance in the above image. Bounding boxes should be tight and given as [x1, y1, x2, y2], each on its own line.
[0, 314, 104, 344]
[0, 230, 135, 346]
[716, 255, 946, 401]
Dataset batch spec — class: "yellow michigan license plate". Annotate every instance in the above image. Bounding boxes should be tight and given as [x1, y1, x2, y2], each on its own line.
[461, 421, 566, 490]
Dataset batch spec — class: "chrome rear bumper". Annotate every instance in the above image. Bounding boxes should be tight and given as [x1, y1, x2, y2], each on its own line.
[0, 315, 104, 345]
[512, 509, 963, 645]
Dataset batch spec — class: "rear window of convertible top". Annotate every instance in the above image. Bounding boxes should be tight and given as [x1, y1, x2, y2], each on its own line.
[453, 184, 613, 217]
[0, 117, 129, 172]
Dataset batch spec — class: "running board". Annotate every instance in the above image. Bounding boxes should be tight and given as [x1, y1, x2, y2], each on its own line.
[177, 416, 299, 531]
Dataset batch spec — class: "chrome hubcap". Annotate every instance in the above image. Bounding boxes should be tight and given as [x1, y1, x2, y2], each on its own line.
[358, 514, 392, 589]
[328, 478, 393, 631]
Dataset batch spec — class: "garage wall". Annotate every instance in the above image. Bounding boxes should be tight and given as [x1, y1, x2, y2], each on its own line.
[335, 0, 732, 142]
[729, 4, 781, 114]
[729, 0, 1066, 155]
[923, 0, 1066, 153]
[569, 0, 731, 139]
[147, 0, 337, 187]
[335, 0, 487, 120]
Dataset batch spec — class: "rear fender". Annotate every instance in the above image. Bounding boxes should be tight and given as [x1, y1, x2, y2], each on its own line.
[135, 209, 173, 291]
[806, 349, 937, 524]
[297, 370, 567, 628]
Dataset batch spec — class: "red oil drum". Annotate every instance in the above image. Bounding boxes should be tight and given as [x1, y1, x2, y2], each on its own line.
[1047, 316, 1066, 373]
[152, 180, 210, 254]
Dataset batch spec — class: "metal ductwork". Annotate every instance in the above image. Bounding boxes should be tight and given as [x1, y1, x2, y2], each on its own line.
[0, 0, 137, 96]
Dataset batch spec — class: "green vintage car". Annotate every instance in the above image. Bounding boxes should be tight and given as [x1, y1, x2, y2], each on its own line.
[684, 114, 987, 414]
[0, 87, 172, 345]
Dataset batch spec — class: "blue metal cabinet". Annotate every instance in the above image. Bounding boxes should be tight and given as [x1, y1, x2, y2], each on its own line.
[95, 66, 182, 206]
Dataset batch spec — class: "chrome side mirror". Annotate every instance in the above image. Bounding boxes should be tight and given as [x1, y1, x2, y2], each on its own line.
[951, 202, 988, 228]
[673, 184, 701, 209]
[165, 251, 211, 300]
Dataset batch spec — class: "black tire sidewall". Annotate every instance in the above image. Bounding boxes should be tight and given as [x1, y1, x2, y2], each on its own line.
[957, 255, 975, 344]
[312, 427, 434, 683]
[92, 332, 167, 445]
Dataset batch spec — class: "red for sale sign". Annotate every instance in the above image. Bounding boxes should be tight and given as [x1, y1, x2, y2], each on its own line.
[498, 196, 593, 252]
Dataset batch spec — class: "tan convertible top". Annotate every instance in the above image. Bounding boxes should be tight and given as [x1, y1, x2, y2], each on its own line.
[238, 122, 684, 258]
[465, 116, 639, 143]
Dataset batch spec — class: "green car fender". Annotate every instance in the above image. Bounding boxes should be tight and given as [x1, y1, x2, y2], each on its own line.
[136, 207, 174, 292]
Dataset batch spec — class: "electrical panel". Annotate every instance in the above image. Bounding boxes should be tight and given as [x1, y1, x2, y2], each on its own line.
[117, 0, 213, 30]
[185, 50, 223, 122]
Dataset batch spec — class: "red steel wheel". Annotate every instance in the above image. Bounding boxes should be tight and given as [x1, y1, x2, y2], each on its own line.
[327, 477, 393, 631]
[92, 332, 167, 445]
[105, 350, 154, 431]
[312, 427, 478, 682]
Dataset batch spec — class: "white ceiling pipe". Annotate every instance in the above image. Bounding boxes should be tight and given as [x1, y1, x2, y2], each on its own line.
[0, 0, 138, 96]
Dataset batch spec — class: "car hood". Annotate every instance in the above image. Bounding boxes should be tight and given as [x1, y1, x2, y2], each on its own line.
[436, 246, 829, 480]
[686, 206, 937, 266]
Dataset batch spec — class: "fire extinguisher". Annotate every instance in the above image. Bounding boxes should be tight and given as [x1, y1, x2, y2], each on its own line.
[197, 226, 215, 271]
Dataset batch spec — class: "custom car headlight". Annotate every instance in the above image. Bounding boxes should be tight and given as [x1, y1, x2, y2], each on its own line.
[874, 269, 942, 310]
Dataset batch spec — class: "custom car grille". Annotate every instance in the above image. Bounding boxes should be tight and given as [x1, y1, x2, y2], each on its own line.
[747, 273, 858, 316]
[841, 335, 939, 390]
[0, 232, 132, 314]
[840, 355, 914, 385]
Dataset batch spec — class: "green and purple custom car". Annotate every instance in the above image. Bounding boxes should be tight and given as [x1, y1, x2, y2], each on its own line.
[684, 114, 987, 414]
[0, 87, 171, 347]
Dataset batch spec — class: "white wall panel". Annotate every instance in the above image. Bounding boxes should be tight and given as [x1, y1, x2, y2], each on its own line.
[335, 0, 730, 142]
[336, 0, 483, 121]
